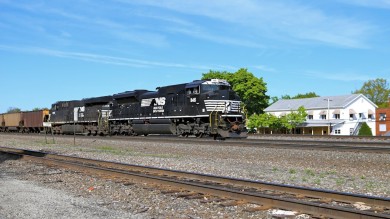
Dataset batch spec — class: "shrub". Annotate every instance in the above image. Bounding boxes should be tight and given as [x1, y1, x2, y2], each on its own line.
[358, 122, 373, 136]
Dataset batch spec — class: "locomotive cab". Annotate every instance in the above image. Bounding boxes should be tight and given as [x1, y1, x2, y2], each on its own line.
[186, 79, 247, 138]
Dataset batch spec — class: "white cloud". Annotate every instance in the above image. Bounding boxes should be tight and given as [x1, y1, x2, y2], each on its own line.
[252, 65, 277, 73]
[0, 45, 224, 70]
[304, 70, 372, 82]
[166, 26, 265, 48]
[338, 0, 390, 9]
[124, 0, 375, 48]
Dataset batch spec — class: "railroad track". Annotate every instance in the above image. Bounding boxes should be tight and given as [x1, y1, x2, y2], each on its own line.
[2, 132, 390, 154]
[3, 132, 390, 154]
[1, 146, 389, 219]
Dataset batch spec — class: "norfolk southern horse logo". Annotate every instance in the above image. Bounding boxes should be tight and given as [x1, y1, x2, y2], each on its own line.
[141, 97, 166, 113]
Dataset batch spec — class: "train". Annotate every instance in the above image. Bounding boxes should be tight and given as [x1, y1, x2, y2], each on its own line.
[0, 79, 247, 138]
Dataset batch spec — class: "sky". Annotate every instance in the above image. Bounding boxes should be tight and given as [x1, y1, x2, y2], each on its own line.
[1, 0, 390, 113]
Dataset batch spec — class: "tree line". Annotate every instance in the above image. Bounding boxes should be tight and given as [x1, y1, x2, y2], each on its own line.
[5, 107, 49, 113]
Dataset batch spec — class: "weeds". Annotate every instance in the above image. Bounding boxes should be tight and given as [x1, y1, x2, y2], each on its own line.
[365, 181, 375, 191]
[336, 178, 345, 186]
[304, 169, 315, 177]
[314, 178, 321, 185]
[326, 170, 337, 175]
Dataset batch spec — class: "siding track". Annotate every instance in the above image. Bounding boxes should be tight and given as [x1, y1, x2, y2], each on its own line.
[1, 146, 389, 219]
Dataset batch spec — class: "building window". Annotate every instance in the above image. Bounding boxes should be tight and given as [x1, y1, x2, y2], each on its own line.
[379, 124, 386, 132]
[359, 113, 364, 119]
[321, 115, 326, 120]
[334, 114, 340, 119]
[308, 115, 313, 120]
[368, 114, 373, 120]
[349, 114, 354, 120]
[335, 129, 341, 134]
[379, 113, 386, 121]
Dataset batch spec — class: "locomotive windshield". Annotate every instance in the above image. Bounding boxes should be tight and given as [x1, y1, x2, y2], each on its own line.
[201, 85, 230, 92]
[201, 79, 231, 93]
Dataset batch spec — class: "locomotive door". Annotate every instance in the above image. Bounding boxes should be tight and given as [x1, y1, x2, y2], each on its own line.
[185, 86, 200, 115]
[166, 93, 177, 116]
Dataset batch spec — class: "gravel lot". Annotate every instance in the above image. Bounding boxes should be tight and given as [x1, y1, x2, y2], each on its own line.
[1, 133, 389, 218]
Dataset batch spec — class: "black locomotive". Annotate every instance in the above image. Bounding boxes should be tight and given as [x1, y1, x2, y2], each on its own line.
[49, 79, 247, 138]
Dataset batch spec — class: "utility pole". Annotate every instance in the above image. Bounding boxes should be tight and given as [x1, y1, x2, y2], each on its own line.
[324, 98, 332, 135]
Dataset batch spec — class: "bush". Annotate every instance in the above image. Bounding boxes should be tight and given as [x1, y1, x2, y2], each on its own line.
[358, 122, 373, 136]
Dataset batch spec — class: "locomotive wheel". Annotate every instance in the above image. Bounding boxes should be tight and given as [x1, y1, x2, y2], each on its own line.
[195, 133, 203, 138]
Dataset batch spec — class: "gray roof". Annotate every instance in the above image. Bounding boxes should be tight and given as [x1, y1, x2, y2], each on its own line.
[265, 94, 375, 112]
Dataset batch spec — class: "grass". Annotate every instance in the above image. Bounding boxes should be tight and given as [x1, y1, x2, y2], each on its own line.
[272, 167, 278, 172]
[326, 170, 337, 175]
[96, 145, 123, 155]
[336, 178, 345, 186]
[97, 145, 116, 151]
[318, 172, 327, 178]
[304, 169, 315, 177]
[365, 181, 375, 191]
[313, 178, 321, 185]
[289, 169, 296, 174]
[34, 139, 54, 146]
[96, 146, 179, 158]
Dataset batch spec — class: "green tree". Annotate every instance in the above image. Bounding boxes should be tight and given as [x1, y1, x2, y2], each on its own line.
[270, 96, 279, 104]
[280, 106, 308, 134]
[358, 122, 373, 136]
[281, 95, 291, 100]
[202, 68, 269, 115]
[278, 92, 319, 100]
[7, 107, 21, 113]
[353, 78, 390, 108]
[288, 106, 308, 133]
[247, 113, 276, 134]
[293, 92, 319, 99]
[32, 107, 49, 111]
[279, 115, 293, 134]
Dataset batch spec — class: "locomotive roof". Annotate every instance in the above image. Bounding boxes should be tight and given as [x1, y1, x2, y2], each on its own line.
[53, 100, 82, 105]
[113, 90, 150, 100]
[83, 95, 112, 105]
[156, 83, 186, 93]
[185, 80, 205, 88]
[186, 79, 231, 88]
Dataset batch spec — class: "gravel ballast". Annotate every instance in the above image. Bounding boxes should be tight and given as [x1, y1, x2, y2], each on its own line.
[1, 134, 389, 218]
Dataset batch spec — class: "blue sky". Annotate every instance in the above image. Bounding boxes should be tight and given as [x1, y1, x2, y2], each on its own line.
[1, 0, 390, 113]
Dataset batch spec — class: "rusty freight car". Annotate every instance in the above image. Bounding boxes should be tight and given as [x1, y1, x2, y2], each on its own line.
[22, 110, 50, 133]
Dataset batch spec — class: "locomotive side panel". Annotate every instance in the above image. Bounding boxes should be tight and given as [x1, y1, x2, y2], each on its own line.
[51, 101, 83, 123]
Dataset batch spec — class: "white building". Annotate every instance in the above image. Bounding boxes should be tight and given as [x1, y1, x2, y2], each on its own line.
[264, 94, 377, 135]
